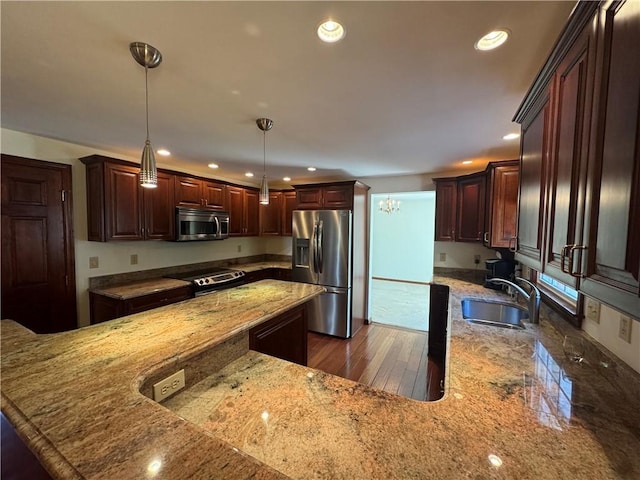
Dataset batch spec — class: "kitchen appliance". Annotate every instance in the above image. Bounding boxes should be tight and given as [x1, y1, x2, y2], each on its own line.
[292, 209, 354, 337]
[484, 258, 516, 289]
[166, 267, 244, 296]
[175, 207, 229, 241]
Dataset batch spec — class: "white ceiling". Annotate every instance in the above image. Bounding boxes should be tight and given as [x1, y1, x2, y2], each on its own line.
[1, 1, 575, 188]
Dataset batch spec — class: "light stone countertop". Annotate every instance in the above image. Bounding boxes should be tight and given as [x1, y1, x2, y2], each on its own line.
[2, 277, 640, 479]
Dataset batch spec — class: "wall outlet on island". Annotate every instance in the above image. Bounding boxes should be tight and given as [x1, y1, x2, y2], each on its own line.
[153, 369, 185, 402]
[89, 256, 99, 269]
[130, 254, 138, 265]
[618, 315, 632, 344]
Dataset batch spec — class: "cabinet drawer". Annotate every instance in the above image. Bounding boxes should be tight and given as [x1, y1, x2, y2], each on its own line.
[125, 286, 193, 314]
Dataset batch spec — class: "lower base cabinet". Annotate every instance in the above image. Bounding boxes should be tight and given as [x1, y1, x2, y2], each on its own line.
[249, 304, 308, 366]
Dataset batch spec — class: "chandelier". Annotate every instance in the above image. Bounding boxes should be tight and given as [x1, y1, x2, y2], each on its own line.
[379, 195, 400, 214]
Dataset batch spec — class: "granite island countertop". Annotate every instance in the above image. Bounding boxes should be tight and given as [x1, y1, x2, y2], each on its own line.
[3, 277, 640, 479]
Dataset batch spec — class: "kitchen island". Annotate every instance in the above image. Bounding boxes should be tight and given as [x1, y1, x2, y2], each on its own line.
[2, 278, 639, 479]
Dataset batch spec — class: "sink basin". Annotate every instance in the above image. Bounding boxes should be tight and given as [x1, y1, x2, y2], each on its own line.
[461, 298, 528, 330]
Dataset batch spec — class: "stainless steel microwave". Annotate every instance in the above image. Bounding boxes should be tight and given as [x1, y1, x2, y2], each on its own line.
[175, 207, 229, 241]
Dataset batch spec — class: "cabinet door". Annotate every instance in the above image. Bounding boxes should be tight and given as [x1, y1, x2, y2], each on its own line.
[281, 190, 296, 236]
[323, 184, 353, 209]
[143, 171, 175, 240]
[202, 180, 226, 210]
[516, 96, 551, 271]
[295, 187, 323, 209]
[434, 180, 457, 241]
[543, 28, 593, 287]
[581, 0, 640, 317]
[104, 163, 143, 240]
[249, 305, 308, 366]
[486, 163, 519, 248]
[175, 176, 203, 208]
[244, 189, 260, 236]
[456, 174, 485, 242]
[227, 186, 245, 236]
[259, 191, 282, 236]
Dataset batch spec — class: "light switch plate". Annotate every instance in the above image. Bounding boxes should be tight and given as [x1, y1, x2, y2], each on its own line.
[585, 298, 600, 324]
[618, 316, 632, 344]
[439, 252, 447, 262]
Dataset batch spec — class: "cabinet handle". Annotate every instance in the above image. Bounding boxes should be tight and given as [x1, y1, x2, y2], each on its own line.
[508, 236, 517, 253]
[560, 244, 574, 273]
[568, 245, 588, 278]
[483, 232, 489, 244]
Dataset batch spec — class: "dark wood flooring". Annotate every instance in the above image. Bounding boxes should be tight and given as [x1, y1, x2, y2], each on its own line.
[308, 323, 429, 401]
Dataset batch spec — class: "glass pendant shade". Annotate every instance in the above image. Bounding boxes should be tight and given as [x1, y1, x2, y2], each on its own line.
[140, 139, 158, 188]
[259, 174, 269, 204]
[256, 117, 273, 206]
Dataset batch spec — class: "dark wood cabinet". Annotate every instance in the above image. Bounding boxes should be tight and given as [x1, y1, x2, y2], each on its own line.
[485, 160, 519, 249]
[434, 172, 486, 243]
[249, 304, 308, 366]
[281, 190, 296, 236]
[434, 179, 457, 241]
[89, 285, 193, 324]
[294, 182, 354, 210]
[81, 156, 174, 241]
[175, 175, 226, 210]
[227, 185, 259, 236]
[259, 191, 282, 236]
[580, 0, 640, 318]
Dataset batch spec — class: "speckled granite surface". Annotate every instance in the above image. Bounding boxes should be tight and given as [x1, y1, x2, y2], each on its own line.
[2, 277, 639, 479]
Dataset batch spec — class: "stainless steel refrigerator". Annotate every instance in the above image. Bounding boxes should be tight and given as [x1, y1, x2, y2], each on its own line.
[292, 209, 354, 337]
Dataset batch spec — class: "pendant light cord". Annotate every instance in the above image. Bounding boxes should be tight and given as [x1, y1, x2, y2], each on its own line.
[263, 130, 266, 175]
[145, 62, 150, 141]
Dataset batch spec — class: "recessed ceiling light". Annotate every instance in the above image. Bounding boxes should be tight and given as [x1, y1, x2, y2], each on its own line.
[503, 133, 520, 140]
[208, 163, 219, 169]
[317, 19, 346, 43]
[245, 172, 254, 177]
[307, 167, 317, 172]
[475, 29, 510, 51]
[156, 149, 171, 156]
[462, 160, 473, 165]
[283, 176, 291, 182]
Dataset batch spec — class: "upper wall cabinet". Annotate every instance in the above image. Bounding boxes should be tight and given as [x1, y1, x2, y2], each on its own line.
[434, 179, 457, 241]
[513, 0, 640, 319]
[281, 190, 297, 236]
[175, 175, 226, 210]
[294, 182, 355, 210]
[485, 160, 520, 249]
[227, 185, 259, 236]
[259, 191, 282, 236]
[81, 155, 174, 241]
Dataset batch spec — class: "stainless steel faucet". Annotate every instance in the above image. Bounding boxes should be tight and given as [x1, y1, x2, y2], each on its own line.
[487, 277, 541, 324]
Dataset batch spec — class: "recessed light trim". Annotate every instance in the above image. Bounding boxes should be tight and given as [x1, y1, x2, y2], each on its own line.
[475, 29, 510, 51]
[462, 160, 473, 165]
[283, 176, 291, 182]
[307, 167, 317, 172]
[245, 172, 254, 177]
[317, 19, 346, 43]
[156, 149, 171, 156]
[503, 133, 520, 140]
[208, 163, 219, 169]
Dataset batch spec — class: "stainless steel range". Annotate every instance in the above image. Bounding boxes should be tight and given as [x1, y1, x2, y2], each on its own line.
[167, 268, 245, 296]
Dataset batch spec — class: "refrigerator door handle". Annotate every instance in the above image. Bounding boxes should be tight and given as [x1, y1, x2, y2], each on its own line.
[317, 220, 324, 274]
[312, 221, 318, 273]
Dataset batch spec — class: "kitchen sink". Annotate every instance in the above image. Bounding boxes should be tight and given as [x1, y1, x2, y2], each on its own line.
[461, 298, 528, 330]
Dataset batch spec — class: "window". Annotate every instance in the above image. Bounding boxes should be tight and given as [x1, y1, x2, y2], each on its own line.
[539, 273, 578, 301]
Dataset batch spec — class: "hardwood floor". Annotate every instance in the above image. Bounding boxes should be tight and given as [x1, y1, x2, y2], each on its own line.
[308, 323, 429, 401]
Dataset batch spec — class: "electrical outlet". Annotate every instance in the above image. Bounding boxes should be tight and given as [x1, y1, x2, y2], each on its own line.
[130, 254, 138, 265]
[237, 244, 242, 253]
[439, 252, 447, 262]
[474, 254, 481, 264]
[585, 297, 600, 324]
[153, 369, 185, 402]
[618, 316, 632, 344]
[89, 256, 99, 269]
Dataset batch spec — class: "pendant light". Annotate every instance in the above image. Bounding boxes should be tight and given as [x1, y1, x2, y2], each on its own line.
[256, 118, 273, 205]
[130, 42, 162, 188]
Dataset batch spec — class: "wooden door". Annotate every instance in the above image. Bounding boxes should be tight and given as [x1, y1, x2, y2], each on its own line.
[323, 184, 353, 209]
[486, 162, 519, 249]
[543, 27, 593, 288]
[281, 190, 296, 236]
[1, 155, 77, 333]
[259, 191, 282, 236]
[434, 179, 457, 241]
[581, 0, 640, 318]
[456, 173, 486, 242]
[244, 189, 260, 236]
[227, 186, 245, 235]
[295, 187, 323, 209]
[174, 175, 203, 208]
[202, 180, 226, 210]
[104, 163, 143, 240]
[516, 95, 551, 271]
[143, 171, 175, 240]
